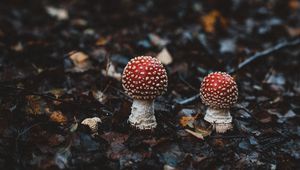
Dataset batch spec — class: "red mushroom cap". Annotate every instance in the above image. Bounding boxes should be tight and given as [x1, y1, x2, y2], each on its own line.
[122, 56, 168, 100]
[200, 72, 238, 109]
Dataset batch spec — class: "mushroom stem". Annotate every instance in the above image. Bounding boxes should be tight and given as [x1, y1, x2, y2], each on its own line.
[204, 107, 233, 133]
[128, 99, 157, 130]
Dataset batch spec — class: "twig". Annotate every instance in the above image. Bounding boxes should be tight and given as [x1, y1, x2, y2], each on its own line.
[209, 135, 247, 139]
[176, 94, 200, 106]
[229, 38, 300, 74]
[175, 39, 300, 106]
[233, 105, 290, 138]
[16, 123, 42, 140]
[0, 85, 112, 114]
[178, 74, 198, 92]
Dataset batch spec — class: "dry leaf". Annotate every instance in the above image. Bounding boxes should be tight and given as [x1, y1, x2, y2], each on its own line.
[156, 48, 173, 65]
[101, 62, 122, 81]
[286, 26, 300, 37]
[202, 10, 227, 33]
[148, 33, 169, 47]
[184, 129, 204, 140]
[96, 36, 111, 46]
[92, 90, 108, 103]
[68, 51, 92, 72]
[179, 116, 195, 128]
[46, 6, 68, 20]
[25, 95, 47, 115]
[50, 111, 67, 124]
[289, 0, 300, 11]
[194, 126, 212, 138]
[81, 117, 102, 134]
[11, 42, 23, 52]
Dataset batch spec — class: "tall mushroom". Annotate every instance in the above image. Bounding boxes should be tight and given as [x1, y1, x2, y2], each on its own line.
[122, 56, 168, 130]
[200, 72, 238, 133]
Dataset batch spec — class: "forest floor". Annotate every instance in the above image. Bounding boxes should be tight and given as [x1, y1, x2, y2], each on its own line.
[0, 0, 299, 169]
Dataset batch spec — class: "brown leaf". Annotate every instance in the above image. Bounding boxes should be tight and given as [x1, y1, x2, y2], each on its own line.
[49, 111, 67, 124]
[68, 51, 92, 72]
[96, 36, 111, 46]
[194, 125, 212, 138]
[179, 116, 195, 128]
[25, 95, 47, 115]
[184, 129, 204, 140]
[100, 132, 129, 160]
[201, 10, 228, 33]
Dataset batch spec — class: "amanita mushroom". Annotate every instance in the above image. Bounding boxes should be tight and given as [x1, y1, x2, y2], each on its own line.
[122, 56, 168, 130]
[200, 72, 238, 133]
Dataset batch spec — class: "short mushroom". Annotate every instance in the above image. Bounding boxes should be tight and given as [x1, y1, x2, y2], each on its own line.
[122, 56, 168, 130]
[200, 72, 238, 133]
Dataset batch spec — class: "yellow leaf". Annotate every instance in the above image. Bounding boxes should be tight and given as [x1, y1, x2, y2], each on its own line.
[201, 10, 228, 33]
[50, 111, 67, 124]
[179, 116, 195, 127]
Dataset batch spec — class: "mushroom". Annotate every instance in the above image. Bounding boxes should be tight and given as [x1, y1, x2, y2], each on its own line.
[122, 56, 168, 130]
[200, 72, 238, 133]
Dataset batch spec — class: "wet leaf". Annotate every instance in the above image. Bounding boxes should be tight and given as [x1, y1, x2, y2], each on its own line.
[49, 111, 67, 124]
[201, 10, 228, 33]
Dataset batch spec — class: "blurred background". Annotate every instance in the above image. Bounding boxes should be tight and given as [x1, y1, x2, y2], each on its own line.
[0, 0, 299, 169]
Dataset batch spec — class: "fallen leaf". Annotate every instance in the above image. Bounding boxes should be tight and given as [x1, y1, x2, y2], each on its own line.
[101, 62, 122, 81]
[100, 132, 129, 160]
[46, 6, 68, 20]
[92, 90, 108, 103]
[54, 147, 71, 169]
[264, 71, 286, 85]
[68, 51, 92, 72]
[201, 10, 228, 33]
[11, 42, 23, 52]
[48, 134, 65, 146]
[286, 26, 300, 37]
[148, 33, 169, 48]
[156, 48, 173, 65]
[289, 0, 300, 11]
[219, 38, 236, 54]
[164, 164, 176, 170]
[253, 111, 272, 123]
[96, 36, 111, 46]
[25, 95, 47, 115]
[194, 126, 212, 138]
[184, 129, 204, 140]
[179, 116, 195, 128]
[81, 117, 102, 134]
[268, 109, 296, 123]
[49, 111, 67, 124]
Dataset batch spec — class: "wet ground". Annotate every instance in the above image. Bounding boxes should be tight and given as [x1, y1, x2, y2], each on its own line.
[0, 0, 299, 169]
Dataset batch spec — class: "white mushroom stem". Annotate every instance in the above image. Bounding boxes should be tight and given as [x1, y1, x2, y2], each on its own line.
[204, 107, 233, 133]
[128, 99, 157, 130]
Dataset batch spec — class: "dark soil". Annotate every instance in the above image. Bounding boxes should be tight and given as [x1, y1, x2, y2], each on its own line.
[0, 0, 299, 169]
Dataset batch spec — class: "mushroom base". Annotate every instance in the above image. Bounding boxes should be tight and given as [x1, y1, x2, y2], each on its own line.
[128, 99, 157, 130]
[204, 107, 233, 133]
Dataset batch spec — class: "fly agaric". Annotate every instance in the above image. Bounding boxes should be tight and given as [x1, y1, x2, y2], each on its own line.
[200, 72, 238, 133]
[122, 56, 168, 130]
